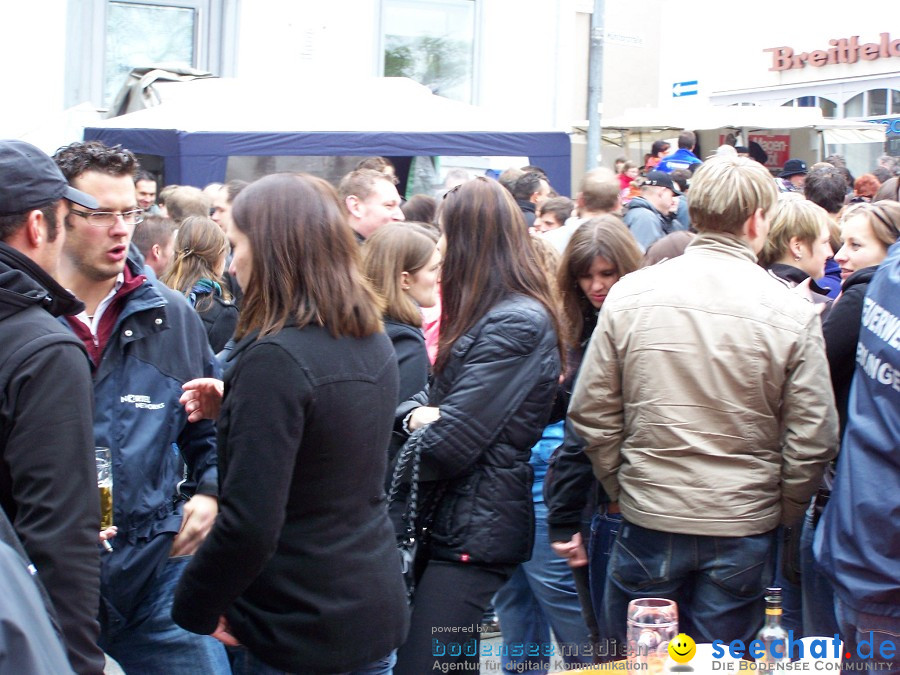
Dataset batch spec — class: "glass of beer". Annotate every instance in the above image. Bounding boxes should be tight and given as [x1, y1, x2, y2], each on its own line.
[95, 447, 113, 530]
[627, 598, 678, 675]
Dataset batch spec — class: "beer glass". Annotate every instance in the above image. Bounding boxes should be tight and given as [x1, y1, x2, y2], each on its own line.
[627, 598, 678, 675]
[95, 447, 113, 530]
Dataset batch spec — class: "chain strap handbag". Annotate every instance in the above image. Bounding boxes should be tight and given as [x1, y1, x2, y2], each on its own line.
[387, 426, 426, 604]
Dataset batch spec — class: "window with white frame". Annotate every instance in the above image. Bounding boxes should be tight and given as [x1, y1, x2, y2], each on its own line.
[381, 0, 477, 103]
[844, 89, 900, 118]
[65, 0, 236, 110]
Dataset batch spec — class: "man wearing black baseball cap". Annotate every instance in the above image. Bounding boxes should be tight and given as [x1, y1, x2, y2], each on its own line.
[0, 140, 105, 673]
[624, 170, 685, 252]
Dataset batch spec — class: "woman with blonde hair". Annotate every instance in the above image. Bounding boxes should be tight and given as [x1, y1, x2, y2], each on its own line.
[161, 215, 238, 352]
[363, 222, 440, 402]
[758, 196, 834, 304]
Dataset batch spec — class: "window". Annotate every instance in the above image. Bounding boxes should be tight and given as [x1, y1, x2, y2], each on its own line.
[843, 89, 900, 118]
[780, 96, 837, 119]
[65, 0, 236, 111]
[381, 0, 477, 103]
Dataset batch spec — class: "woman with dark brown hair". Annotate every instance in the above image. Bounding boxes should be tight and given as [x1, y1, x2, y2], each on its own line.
[544, 216, 644, 655]
[171, 173, 409, 675]
[161, 215, 238, 352]
[393, 177, 563, 674]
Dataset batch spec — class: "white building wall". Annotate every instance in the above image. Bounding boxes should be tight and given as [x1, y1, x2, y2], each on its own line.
[0, 0, 70, 139]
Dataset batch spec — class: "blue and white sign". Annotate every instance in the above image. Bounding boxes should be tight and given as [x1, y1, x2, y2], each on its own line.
[672, 80, 698, 97]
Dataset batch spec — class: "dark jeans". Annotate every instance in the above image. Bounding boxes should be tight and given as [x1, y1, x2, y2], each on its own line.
[395, 560, 514, 675]
[588, 507, 626, 661]
[834, 599, 900, 674]
[801, 506, 839, 637]
[603, 520, 776, 646]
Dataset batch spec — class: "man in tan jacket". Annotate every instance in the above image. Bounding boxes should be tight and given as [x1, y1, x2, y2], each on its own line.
[568, 156, 838, 647]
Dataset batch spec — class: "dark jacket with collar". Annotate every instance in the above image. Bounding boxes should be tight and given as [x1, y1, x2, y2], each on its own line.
[61, 255, 220, 630]
[193, 291, 239, 354]
[0, 242, 105, 674]
[822, 265, 878, 436]
[384, 318, 429, 403]
[516, 199, 537, 228]
[397, 294, 560, 564]
[172, 324, 409, 672]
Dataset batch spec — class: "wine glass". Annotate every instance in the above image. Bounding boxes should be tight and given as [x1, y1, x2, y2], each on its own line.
[627, 598, 678, 675]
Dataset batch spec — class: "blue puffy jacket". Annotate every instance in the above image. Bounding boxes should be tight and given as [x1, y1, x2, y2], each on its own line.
[63, 257, 220, 630]
[814, 242, 900, 618]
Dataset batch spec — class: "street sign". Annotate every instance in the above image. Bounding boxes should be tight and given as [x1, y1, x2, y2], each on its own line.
[672, 80, 698, 97]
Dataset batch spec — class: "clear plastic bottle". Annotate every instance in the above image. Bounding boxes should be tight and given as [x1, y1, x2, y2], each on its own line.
[756, 587, 790, 665]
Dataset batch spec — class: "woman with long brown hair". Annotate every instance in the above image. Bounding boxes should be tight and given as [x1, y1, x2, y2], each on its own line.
[544, 216, 644, 656]
[362, 222, 440, 402]
[161, 215, 238, 352]
[393, 177, 563, 674]
[172, 173, 409, 674]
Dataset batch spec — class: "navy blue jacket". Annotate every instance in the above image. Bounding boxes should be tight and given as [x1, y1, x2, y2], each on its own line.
[814, 242, 900, 618]
[63, 257, 219, 628]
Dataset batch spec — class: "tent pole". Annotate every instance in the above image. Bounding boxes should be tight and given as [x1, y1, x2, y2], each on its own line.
[585, 0, 605, 172]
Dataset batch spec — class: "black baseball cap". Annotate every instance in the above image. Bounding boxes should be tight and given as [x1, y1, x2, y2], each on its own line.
[643, 170, 682, 195]
[0, 140, 98, 216]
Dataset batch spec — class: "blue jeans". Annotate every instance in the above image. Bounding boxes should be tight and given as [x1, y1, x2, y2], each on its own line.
[230, 647, 396, 674]
[603, 520, 776, 646]
[588, 506, 624, 659]
[494, 502, 592, 674]
[801, 507, 839, 637]
[834, 599, 900, 672]
[99, 556, 230, 674]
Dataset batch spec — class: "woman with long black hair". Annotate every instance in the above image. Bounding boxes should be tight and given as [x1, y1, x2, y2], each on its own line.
[393, 177, 563, 674]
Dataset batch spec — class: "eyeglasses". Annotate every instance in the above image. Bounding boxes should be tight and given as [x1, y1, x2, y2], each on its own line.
[69, 208, 144, 227]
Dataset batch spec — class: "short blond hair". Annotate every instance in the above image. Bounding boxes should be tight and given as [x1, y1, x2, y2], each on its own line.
[759, 197, 830, 267]
[688, 156, 778, 235]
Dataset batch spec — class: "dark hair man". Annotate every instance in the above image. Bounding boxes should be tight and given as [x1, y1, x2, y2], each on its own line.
[0, 140, 105, 674]
[53, 140, 228, 672]
[134, 170, 157, 211]
[568, 156, 837, 648]
[656, 131, 702, 173]
[511, 171, 552, 228]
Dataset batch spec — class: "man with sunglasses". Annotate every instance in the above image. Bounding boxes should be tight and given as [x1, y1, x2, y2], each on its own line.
[53, 141, 228, 673]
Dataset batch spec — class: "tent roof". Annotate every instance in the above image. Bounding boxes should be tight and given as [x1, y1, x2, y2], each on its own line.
[89, 77, 557, 134]
[599, 104, 886, 142]
[83, 77, 572, 190]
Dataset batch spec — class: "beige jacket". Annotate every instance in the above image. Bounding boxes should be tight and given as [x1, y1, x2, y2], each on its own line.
[569, 233, 838, 536]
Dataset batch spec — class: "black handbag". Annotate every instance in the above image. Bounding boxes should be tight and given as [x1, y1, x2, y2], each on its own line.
[387, 427, 424, 604]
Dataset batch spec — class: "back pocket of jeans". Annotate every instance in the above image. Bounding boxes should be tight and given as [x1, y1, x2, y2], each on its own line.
[609, 522, 673, 591]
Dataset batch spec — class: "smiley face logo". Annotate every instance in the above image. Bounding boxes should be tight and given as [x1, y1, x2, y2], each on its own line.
[668, 633, 696, 664]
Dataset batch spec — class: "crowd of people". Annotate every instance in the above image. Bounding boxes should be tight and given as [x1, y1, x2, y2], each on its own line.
[0, 136, 897, 675]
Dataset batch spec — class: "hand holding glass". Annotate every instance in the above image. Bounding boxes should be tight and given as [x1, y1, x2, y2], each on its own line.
[95, 447, 114, 552]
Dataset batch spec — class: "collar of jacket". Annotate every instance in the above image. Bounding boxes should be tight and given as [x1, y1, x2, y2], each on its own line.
[686, 231, 758, 264]
[841, 265, 878, 291]
[0, 240, 85, 318]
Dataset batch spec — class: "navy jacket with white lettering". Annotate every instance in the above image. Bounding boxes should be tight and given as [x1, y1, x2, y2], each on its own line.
[815, 242, 900, 618]
[61, 256, 219, 627]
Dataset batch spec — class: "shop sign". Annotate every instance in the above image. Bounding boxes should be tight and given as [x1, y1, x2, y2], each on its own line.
[765, 33, 900, 71]
[866, 118, 900, 136]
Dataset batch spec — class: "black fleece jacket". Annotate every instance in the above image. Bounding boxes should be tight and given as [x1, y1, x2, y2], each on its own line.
[0, 242, 104, 674]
